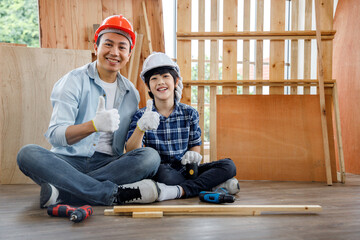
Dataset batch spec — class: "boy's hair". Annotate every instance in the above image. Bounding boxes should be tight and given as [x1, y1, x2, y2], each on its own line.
[144, 67, 179, 99]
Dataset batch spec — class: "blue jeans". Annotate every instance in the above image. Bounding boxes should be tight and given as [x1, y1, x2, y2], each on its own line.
[17, 144, 160, 206]
[153, 158, 236, 198]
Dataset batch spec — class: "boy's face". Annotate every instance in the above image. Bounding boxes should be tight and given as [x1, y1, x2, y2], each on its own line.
[148, 72, 179, 102]
[94, 32, 131, 76]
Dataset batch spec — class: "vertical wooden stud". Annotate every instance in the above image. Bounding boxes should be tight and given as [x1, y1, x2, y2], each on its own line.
[222, 0, 238, 94]
[304, 0, 312, 95]
[290, 0, 299, 95]
[243, 0, 250, 94]
[269, 0, 285, 94]
[177, 0, 192, 105]
[256, 0, 264, 95]
[198, 0, 205, 156]
[210, 0, 219, 162]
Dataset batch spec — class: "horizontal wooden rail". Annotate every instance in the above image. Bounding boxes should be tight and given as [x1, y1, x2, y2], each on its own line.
[183, 79, 336, 87]
[177, 31, 336, 40]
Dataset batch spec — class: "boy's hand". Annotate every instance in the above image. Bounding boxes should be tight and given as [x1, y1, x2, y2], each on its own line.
[175, 79, 183, 102]
[181, 151, 202, 166]
[137, 100, 160, 132]
[92, 96, 120, 132]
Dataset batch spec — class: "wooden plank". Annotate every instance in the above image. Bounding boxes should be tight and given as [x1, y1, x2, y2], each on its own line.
[256, 0, 264, 94]
[332, 83, 345, 183]
[222, 0, 238, 94]
[142, 1, 153, 53]
[290, 0, 299, 94]
[132, 211, 163, 218]
[177, 0, 192, 105]
[127, 33, 144, 87]
[209, 0, 219, 162]
[38, 0, 57, 48]
[216, 95, 337, 182]
[314, 0, 332, 185]
[177, 31, 335, 40]
[110, 204, 322, 217]
[0, 46, 91, 184]
[269, 0, 285, 94]
[303, 0, 312, 95]
[198, 0, 205, 156]
[243, 0, 250, 94]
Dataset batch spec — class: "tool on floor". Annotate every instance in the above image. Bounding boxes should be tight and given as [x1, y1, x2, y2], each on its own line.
[69, 205, 93, 223]
[199, 188, 235, 204]
[47, 204, 93, 223]
[47, 204, 77, 217]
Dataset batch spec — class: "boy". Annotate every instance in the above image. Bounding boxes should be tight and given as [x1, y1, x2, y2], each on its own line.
[126, 52, 239, 201]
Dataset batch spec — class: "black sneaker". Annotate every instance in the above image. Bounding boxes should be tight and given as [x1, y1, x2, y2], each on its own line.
[116, 179, 159, 204]
[40, 183, 60, 208]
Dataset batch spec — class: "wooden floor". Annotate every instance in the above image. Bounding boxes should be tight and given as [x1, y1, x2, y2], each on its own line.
[1, 174, 360, 240]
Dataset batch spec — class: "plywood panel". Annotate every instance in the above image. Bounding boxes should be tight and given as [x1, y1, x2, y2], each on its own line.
[333, 0, 360, 174]
[0, 46, 91, 184]
[217, 95, 337, 182]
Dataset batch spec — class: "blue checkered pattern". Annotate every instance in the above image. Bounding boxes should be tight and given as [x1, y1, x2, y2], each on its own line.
[126, 101, 202, 166]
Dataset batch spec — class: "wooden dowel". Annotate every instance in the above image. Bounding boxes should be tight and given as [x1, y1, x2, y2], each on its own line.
[315, 0, 332, 186]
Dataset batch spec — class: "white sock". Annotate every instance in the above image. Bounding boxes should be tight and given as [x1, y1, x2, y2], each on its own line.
[156, 183, 183, 201]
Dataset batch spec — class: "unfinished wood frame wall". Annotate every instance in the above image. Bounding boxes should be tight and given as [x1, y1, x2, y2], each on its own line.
[38, 0, 164, 108]
[177, 0, 343, 183]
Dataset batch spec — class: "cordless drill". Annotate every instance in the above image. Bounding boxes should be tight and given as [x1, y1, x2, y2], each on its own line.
[69, 205, 93, 223]
[47, 204, 77, 217]
[47, 204, 93, 223]
[199, 188, 235, 204]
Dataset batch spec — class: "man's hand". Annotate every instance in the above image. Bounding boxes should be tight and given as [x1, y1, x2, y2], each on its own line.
[137, 100, 160, 132]
[181, 151, 202, 166]
[92, 96, 120, 132]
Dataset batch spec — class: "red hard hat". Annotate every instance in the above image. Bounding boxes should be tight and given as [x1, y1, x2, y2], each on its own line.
[94, 15, 136, 50]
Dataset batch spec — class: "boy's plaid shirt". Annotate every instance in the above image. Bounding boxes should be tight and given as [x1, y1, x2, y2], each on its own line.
[126, 101, 202, 168]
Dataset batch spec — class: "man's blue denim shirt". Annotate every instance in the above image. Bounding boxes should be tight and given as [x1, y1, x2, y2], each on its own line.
[45, 61, 139, 157]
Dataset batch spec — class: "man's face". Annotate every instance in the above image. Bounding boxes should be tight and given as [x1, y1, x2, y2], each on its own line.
[94, 32, 131, 75]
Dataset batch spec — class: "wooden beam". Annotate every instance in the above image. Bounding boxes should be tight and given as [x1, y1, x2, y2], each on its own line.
[127, 33, 143, 87]
[177, 31, 335, 40]
[333, 82, 345, 183]
[315, 0, 332, 185]
[142, 1, 153, 53]
[106, 205, 322, 217]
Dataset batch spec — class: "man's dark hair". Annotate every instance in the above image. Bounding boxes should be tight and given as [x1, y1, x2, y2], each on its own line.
[144, 67, 179, 99]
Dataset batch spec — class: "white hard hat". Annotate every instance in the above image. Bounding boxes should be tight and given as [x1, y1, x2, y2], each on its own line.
[140, 52, 182, 82]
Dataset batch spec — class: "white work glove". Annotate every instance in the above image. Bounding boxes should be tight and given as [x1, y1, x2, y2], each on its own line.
[175, 79, 183, 102]
[181, 151, 203, 166]
[137, 100, 160, 132]
[92, 96, 120, 132]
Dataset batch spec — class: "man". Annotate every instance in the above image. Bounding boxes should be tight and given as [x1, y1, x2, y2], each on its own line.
[17, 15, 161, 207]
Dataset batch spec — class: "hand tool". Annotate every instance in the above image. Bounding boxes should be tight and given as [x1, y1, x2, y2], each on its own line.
[69, 205, 93, 223]
[47, 204, 76, 217]
[199, 188, 235, 204]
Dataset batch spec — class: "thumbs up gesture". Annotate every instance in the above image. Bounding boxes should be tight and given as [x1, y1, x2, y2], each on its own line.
[137, 100, 160, 132]
[92, 96, 120, 132]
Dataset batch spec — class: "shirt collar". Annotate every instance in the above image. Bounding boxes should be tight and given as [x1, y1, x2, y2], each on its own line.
[87, 61, 130, 92]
